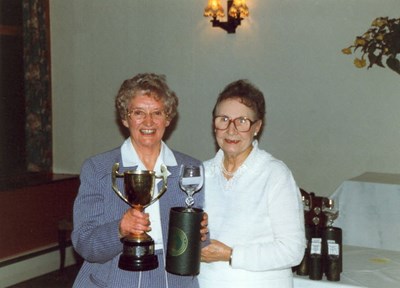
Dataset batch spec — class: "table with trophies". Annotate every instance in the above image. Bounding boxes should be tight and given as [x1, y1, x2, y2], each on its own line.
[293, 188, 400, 288]
[294, 245, 400, 288]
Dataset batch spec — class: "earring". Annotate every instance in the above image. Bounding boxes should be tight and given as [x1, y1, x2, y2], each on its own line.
[254, 132, 258, 136]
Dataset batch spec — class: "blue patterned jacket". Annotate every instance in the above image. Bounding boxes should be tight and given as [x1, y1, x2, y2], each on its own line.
[72, 147, 204, 288]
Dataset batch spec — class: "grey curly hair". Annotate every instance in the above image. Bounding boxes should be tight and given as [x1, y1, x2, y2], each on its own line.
[115, 73, 179, 120]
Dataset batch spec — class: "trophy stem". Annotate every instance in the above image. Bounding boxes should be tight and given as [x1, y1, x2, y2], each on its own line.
[126, 205, 153, 241]
[133, 204, 145, 211]
[125, 231, 153, 242]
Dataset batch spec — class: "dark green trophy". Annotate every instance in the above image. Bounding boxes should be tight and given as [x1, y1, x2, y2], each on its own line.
[322, 199, 342, 281]
[112, 163, 168, 271]
[166, 165, 204, 276]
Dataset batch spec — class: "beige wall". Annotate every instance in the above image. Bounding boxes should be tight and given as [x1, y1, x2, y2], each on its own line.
[50, 0, 400, 196]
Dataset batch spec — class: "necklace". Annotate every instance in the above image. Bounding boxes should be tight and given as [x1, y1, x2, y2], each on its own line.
[220, 162, 235, 177]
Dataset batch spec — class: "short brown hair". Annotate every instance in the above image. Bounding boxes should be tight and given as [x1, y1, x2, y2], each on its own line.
[213, 79, 265, 122]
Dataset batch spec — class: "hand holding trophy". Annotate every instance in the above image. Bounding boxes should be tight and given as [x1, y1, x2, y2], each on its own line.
[166, 164, 204, 275]
[111, 162, 168, 271]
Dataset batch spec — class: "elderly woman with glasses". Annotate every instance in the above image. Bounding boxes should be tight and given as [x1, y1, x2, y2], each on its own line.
[199, 80, 305, 288]
[72, 73, 207, 288]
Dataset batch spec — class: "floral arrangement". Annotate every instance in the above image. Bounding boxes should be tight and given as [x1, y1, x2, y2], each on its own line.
[342, 17, 400, 75]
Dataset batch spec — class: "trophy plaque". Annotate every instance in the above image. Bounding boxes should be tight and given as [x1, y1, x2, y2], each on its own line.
[112, 162, 168, 271]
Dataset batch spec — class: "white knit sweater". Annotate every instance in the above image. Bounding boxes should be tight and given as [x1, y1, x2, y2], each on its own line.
[199, 141, 305, 288]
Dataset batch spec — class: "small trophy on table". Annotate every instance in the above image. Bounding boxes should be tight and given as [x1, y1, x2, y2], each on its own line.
[322, 198, 342, 281]
[166, 164, 204, 276]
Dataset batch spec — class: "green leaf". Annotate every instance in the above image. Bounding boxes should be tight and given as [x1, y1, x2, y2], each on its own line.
[368, 53, 384, 68]
[386, 57, 400, 75]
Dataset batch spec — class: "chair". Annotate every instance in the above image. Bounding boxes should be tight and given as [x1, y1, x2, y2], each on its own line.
[58, 218, 74, 272]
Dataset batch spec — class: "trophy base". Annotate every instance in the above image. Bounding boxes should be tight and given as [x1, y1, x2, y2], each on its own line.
[118, 254, 158, 271]
[118, 236, 158, 271]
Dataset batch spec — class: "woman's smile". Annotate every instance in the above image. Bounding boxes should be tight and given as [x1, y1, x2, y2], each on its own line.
[140, 128, 156, 135]
[224, 139, 240, 144]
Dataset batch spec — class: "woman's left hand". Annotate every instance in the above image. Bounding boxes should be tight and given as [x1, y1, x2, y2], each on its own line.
[201, 239, 232, 263]
[200, 212, 209, 241]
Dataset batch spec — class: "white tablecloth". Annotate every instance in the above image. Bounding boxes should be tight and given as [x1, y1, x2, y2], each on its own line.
[294, 245, 400, 288]
[330, 172, 400, 251]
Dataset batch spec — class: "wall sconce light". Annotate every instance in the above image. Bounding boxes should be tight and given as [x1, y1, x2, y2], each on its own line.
[204, 0, 249, 34]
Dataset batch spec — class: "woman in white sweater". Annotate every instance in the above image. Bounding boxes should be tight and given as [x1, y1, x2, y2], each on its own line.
[199, 80, 305, 288]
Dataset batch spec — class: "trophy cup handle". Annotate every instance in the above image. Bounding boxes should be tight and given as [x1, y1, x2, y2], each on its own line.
[146, 164, 168, 207]
[112, 162, 133, 208]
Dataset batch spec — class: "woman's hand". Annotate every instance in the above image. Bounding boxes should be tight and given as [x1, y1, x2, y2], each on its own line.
[200, 212, 209, 241]
[119, 208, 151, 238]
[201, 239, 232, 263]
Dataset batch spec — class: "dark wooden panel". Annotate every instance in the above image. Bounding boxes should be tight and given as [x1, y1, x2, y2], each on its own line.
[0, 174, 79, 259]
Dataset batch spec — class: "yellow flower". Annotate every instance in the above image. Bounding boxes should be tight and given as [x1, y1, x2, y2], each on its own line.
[354, 58, 366, 68]
[376, 34, 384, 41]
[354, 37, 366, 46]
[383, 47, 389, 55]
[341, 47, 352, 55]
[372, 17, 387, 27]
[362, 32, 372, 41]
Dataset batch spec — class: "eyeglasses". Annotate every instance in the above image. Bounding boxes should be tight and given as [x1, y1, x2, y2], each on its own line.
[127, 109, 167, 122]
[214, 116, 258, 132]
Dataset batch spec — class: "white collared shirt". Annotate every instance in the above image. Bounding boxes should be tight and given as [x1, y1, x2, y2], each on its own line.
[121, 138, 177, 250]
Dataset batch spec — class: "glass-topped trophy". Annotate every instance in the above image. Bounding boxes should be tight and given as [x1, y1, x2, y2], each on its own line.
[111, 163, 168, 271]
[322, 198, 342, 281]
[166, 164, 204, 276]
